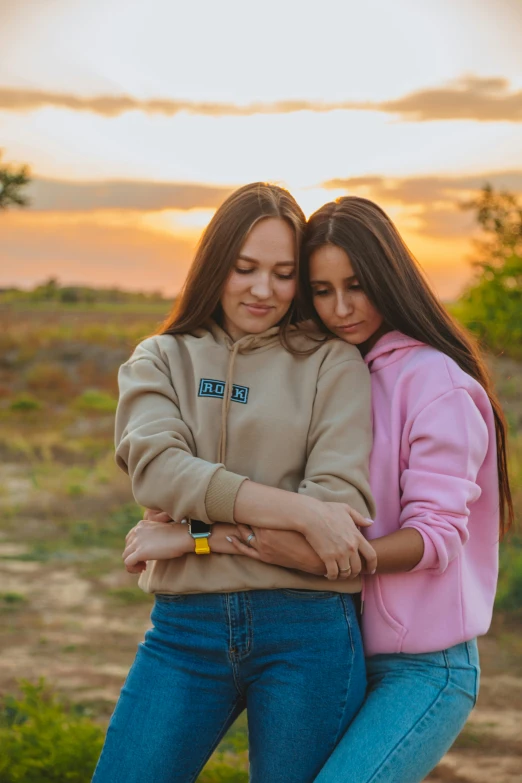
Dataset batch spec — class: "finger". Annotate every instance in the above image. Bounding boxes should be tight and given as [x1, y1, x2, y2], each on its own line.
[151, 511, 172, 523]
[126, 561, 146, 574]
[236, 524, 254, 542]
[337, 562, 353, 581]
[348, 508, 373, 528]
[123, 545, 142, 568]
[229, 536, 263, 561]
[358, 538, 378, 574]
[348, 549, 362, 578]
[155, 512, 172, 523]
[125, 527, 137, 544]
[324, 557, 339, 581]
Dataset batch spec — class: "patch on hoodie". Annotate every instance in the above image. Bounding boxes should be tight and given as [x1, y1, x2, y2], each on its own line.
[198, 378, 249, 404]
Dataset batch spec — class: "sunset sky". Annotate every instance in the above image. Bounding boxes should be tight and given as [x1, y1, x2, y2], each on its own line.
[1, 0, 522, 299]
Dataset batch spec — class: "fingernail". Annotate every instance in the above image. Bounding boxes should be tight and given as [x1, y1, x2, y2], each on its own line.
[226, 536, 233, 542]
[366, 518, 374, 524]
[370, 568, 376, 574]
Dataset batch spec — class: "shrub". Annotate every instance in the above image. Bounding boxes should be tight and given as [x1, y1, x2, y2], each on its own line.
[0, 680, 104, 782]
[496, 537, 522, 611]
[73, 389, 117, 414]
[9, 394, 41, 412]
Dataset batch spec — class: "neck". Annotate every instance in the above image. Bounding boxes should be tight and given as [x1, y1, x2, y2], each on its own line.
[359, 324, 391, 356]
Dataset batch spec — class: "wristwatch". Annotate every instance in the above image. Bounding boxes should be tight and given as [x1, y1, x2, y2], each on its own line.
[188, 519, 212, 555]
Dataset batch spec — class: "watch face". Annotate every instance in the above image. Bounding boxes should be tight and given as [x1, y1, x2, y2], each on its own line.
[190, 519, 212, 536]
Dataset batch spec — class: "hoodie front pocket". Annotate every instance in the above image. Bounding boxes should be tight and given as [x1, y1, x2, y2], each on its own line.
[372, 576, 406, 643]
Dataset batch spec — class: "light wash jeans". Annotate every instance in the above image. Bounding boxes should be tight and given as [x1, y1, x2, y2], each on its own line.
[92, 589, 366, 783]
[314, 639, 480, 783]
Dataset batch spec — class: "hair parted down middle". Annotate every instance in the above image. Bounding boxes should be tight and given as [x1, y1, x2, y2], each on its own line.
[300, 195, 513, 537]
[157, 182, 306, 349]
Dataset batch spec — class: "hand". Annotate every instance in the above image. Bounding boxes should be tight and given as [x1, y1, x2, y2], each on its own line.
[227, 526, 325, 576]
[122, 508, 174, 573]
[143, 508, 173, 523]
[296, 501, 377, 581]
[122, 519, 192, 573]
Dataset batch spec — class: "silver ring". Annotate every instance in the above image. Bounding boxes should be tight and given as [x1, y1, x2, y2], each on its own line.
[245, 533, 256, 547]
[339, 567, 352, 573]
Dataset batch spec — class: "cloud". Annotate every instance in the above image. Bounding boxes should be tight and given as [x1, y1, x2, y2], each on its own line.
[380, 76, 522, 122]
[323, 170, 522, 204]
[321, 170, 522, 237]
[26, 178, 235, 211]
[2, 76, 522, 121]
[0, 87, 369, 117]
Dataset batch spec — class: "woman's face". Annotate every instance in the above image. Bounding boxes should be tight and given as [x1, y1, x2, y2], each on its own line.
[221, 217, 297, 341]
[309, 243, 385, 349]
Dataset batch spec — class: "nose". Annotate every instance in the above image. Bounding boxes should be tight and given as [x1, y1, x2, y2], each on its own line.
[250, 272, 272, 299]
[334, 291, 353, 318]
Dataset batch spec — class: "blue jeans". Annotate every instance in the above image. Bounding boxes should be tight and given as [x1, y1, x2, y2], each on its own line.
[92, 589, 366, 783]
[314, 639, 480, 783]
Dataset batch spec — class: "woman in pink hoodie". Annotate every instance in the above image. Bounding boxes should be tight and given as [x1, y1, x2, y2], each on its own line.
[229, 196, 514, 782]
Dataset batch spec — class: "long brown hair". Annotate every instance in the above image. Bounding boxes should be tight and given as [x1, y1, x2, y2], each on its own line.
[158, 182, 306, 350]
[300, 196, 513, 537]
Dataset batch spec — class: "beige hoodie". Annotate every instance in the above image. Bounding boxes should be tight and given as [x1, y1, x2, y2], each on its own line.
[115, 322, 374, 595]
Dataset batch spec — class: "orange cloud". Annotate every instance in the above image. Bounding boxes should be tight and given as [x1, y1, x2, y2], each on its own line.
[2, 76, 522, 121]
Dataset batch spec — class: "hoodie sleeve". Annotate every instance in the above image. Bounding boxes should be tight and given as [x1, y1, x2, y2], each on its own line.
[115, 341, 247, 524]
[298, 357, 375, 518]
[400, 387, 489, 574]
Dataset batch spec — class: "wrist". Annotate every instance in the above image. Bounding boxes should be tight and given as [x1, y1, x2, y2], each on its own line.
[177, 522, 195, 555]
[292, 494, 322, 534]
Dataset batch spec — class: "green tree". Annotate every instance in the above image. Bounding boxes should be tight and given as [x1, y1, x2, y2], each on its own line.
[456, 185, 522, 358]
[0, 151, 31, 210]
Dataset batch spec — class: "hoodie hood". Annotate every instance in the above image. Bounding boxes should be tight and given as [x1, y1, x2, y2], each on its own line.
[364, 330, 426, 373]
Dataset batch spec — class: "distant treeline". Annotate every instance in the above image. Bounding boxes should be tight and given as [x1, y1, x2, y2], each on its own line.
[0, 278, 170, 305]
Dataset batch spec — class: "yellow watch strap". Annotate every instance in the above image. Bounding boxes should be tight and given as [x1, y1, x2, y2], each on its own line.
[194, 537, 211, 555]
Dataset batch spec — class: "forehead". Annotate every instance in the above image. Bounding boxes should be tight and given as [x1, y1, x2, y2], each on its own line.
[310, 244, 354, 278]
[240, 217, 295, 262]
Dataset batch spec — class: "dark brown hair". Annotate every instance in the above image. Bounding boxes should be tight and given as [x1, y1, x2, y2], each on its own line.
[300, 196, 513, 537]
[157, 182, 306, 350]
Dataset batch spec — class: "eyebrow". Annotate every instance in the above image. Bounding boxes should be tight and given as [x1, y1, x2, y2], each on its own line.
[310, 274, 358, 284]
[238, 254, 295, 266]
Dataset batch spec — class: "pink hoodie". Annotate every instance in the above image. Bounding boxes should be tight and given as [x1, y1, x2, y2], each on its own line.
[361, 331, 499, 656]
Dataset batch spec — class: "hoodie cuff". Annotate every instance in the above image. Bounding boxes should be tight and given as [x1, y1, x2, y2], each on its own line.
[205, 468, 248, 523]
[404, 526, 439, 572]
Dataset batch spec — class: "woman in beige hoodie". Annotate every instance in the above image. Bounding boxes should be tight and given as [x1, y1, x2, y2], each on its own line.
[93, 183, 375, 783]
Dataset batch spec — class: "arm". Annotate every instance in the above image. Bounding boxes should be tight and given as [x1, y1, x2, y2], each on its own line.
[230, 356, 376, 578]
[227, 526, 423, 576]
[235, 388, 488, 576]
[122, 518, 240, 573]
[399, 388, 489, 574]
[115, 340, 247, 524]
[218, 356, 376, 578]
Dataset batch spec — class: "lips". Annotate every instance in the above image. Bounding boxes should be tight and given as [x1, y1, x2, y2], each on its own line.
[336, 322, 362, 331]
[243, 303, 274, 315]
